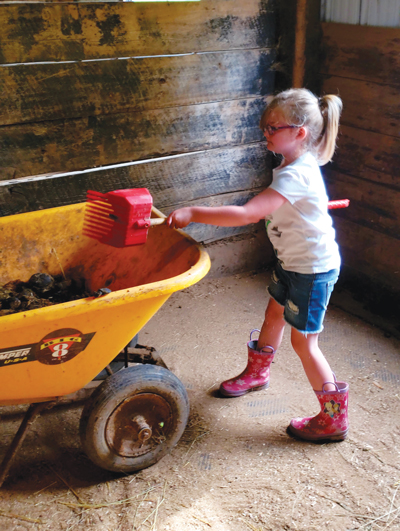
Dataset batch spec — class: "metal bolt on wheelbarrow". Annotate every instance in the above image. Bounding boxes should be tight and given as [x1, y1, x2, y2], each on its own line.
[0, 202, 210, 486]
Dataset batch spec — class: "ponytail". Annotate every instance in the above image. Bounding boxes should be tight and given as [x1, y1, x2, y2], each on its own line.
[317, 95, 343, 165]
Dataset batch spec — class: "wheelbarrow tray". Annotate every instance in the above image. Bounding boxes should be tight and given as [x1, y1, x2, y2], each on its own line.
[0, 202, 210, 406]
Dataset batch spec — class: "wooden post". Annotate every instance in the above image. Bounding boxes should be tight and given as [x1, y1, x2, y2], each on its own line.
[293, 0, 307, 88]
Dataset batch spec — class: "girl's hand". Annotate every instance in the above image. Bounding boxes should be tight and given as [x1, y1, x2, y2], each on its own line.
[166, 207, 193, 229]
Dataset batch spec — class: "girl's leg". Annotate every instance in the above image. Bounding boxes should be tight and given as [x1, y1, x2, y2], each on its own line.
[219, 298, 285, 398]
[288, 328, 349, 441]
[290, 328, 336, 391]
[257, 297, 286, 351]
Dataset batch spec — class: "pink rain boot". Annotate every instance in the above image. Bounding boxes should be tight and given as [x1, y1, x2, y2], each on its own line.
[288, 381, 349, 442]
[219, 330, 275, 397]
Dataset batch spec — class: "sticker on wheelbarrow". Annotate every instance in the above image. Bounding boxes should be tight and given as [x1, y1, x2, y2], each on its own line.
[0, 328, 95, 368]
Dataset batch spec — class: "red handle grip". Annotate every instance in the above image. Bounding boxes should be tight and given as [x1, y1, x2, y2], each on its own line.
[328, 199, 350, 209]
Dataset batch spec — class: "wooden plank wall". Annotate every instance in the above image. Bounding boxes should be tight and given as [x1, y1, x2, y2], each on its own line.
[319, 23, 400, 294]
[0, 0, 277, 246]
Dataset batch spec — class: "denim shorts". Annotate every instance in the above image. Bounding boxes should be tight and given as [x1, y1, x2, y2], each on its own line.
[268, 262, 339, 334]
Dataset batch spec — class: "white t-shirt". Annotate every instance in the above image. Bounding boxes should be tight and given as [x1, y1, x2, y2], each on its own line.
[266, 152, 341, 274]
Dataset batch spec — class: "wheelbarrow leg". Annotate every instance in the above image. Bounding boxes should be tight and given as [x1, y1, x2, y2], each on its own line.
[0, 401, 56, 488]
[120, 345, 168, 369]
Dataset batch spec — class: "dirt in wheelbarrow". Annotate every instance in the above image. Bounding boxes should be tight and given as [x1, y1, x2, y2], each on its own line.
[1, 270, 400, 531]
[0, 273, 109, 316]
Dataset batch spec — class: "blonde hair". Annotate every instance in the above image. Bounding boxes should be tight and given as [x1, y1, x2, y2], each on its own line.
[259, 88, 343, 165]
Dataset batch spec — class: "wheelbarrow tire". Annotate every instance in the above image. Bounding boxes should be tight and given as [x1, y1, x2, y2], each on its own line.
[80, 365, 189, 474]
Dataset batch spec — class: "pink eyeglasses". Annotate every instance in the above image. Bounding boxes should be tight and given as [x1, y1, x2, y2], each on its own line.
[263, 124, 300, 135]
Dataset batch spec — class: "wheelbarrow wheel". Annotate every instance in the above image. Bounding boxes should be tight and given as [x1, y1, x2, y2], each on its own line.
[80, 365, 189, 474]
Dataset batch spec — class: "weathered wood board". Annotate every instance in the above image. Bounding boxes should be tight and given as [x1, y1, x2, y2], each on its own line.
[331, 125, 400, 189]
[320, 22, 400, 85]
[322, 75, 400, 138]
[0, 0, 275, 63]
[0, 49, 275, 126]
[324, 169, 400, 240]
[321, 22, 400, 293]
[0, 97, 268, 180]
[334, 217, 400, 292]
[0, 143, 272, 217]
[0, 0, 277, 251]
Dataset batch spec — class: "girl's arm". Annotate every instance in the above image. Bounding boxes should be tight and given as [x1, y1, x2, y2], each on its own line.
[166, 188, 287, 229]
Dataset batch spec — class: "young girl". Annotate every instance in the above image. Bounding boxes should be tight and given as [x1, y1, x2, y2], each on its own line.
[166, 88, 349, 443]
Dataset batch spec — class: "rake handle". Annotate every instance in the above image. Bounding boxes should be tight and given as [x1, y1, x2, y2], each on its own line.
[135, 202, 349, 229]
[134, 217, 166, 229]
[328, 199, 350, 209]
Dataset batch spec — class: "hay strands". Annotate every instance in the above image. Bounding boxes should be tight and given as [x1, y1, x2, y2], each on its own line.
[0, 509, 45, 524]
[59, 485, 159, 510]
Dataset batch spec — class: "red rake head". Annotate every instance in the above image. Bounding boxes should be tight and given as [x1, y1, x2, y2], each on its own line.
[83, 188, 153, 247]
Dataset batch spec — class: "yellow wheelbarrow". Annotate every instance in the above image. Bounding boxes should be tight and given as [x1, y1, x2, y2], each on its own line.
[0, 202, 210, 485]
